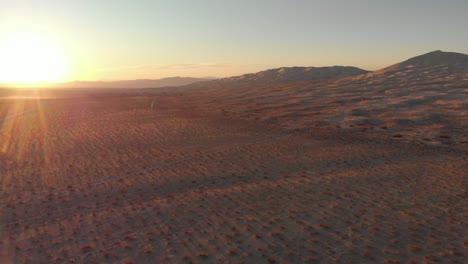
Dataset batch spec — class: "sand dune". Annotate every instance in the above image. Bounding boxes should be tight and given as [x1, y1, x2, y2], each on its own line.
[181, 51, 468, 149]
[212, 66, 369, 85]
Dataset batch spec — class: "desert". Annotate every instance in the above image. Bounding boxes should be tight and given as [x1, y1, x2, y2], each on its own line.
[0, 51, 467, 263]
[1, 1, 467, 263]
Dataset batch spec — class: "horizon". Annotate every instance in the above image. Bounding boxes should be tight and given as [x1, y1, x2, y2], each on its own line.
[0, 49, 466, 88]
[1, 1, 468, 84]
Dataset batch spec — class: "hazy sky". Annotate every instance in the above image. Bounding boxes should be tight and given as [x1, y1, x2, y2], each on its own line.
[1, 0, 467, 81]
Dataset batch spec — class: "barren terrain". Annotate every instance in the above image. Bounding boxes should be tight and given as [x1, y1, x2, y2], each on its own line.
[185, 51, 468, 149]
[0, 94, 466, 263]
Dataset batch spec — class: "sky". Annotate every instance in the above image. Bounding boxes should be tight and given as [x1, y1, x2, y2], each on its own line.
[0, 0, 467, 82]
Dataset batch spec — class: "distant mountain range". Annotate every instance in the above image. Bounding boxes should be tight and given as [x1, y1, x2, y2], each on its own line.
[0, 77, 213, 89]
[188, 50, 467, 89]
[59, 77, 215, 89]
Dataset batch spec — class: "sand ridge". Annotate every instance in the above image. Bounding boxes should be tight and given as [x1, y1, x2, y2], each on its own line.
[180, 51, 468, 149]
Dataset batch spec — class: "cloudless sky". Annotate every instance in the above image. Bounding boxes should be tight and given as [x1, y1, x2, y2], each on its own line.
[1, 0, 467, 81]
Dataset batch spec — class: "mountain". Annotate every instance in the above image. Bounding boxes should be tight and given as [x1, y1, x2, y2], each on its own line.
[399, 50, 468, 69]
[0, 77, 212, 89]
[363, 50, 468, 80]
[200, 66, 369, 87]
[58, 77, 213, 89]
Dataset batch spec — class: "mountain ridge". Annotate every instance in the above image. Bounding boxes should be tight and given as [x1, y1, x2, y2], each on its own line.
[210, 66, 369, 85]
[0, 76, 213, 89]
[362, 50, 468, 79]
[188, 50, 468, 88]
[399, 50, 468, 68]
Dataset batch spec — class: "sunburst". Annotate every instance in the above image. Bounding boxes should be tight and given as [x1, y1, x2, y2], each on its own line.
[0, 32, 68, 84]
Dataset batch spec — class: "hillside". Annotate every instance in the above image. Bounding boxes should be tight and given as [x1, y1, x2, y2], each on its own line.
[195, 66, 369, 87]
[362, 50, 468, 80]
[179, 50, 468, 148]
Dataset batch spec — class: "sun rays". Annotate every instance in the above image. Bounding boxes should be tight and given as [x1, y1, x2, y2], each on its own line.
[0, 98, 51, 162]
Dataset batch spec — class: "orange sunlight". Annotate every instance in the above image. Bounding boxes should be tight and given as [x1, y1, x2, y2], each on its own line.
[0, 31, 69, 85]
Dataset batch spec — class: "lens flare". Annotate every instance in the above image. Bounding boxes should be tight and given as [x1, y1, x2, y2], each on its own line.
[0, 98, 51, 162]
[0, 32, 68, 84]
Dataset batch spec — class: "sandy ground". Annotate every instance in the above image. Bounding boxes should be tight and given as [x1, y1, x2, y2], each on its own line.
[0, 95, 466, 263]
[184, 56, 468, 149]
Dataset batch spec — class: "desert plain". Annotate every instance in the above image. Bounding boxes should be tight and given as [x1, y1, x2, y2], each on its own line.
[0, 51, 467, 263]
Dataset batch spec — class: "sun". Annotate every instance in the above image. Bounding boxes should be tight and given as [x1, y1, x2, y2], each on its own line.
[0, 32, 68, 84]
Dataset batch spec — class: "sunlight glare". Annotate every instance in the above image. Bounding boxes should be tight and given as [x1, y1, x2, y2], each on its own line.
[0, 32, 68, 84]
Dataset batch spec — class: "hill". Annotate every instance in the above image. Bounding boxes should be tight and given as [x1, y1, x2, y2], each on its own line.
[177, 50, 468, 148]
[363, 50, 468, 80]
[219, 66, 369, 84]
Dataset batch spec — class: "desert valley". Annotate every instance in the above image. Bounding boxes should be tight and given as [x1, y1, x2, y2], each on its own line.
[0, 50, 466, 263]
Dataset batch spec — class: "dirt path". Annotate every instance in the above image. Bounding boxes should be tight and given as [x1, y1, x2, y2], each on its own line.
[0, 96, 466, 263]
